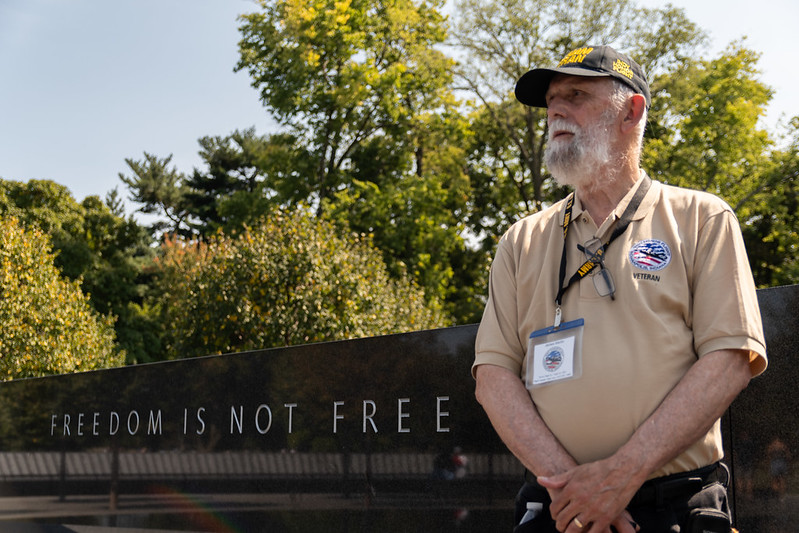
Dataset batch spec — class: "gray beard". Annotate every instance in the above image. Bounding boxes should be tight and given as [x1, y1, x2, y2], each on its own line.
[544, 114, 619, 193]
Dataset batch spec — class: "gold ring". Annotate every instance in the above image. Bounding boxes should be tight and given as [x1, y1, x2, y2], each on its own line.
[573, 517, 584, 529]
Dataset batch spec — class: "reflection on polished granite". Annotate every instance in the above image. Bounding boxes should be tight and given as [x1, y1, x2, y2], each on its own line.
[0, 324, 520, 531]
[0, 286, 796, 531]
[729, 285, 799, 532]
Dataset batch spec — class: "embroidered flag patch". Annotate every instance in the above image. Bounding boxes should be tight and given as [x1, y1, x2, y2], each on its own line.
[629, 239, 671, 271]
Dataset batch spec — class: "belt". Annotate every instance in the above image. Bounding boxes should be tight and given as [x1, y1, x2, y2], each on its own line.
[629, 462, 728, 508]
[523, 461, 728, 508]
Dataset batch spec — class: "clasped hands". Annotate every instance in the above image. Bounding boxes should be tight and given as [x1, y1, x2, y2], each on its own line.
[537, 460, 643, 533]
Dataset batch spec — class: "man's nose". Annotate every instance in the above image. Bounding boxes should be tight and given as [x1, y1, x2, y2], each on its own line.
[547, 98, 567, 121]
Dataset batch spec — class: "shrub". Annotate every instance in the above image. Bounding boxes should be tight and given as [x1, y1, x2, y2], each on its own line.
[0, 218, 123, 379]
[156, 208, 448, 358]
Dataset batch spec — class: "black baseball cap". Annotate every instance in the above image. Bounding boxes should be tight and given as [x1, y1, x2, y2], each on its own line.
[515, 45, 651, 109]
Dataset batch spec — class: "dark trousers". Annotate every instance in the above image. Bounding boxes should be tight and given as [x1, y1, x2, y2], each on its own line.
[513, 463, 732, 533]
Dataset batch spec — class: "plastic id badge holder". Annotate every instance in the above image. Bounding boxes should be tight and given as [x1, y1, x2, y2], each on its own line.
[525, 319, 584, 389]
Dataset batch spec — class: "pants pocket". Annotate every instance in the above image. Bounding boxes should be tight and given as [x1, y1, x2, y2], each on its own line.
[685, 507, 732, 533]
[686, 482, 731, 518]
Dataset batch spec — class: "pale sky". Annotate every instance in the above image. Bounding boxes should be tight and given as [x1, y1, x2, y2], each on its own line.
[1, 0, 796, 213]
[637, 0, 795, 133]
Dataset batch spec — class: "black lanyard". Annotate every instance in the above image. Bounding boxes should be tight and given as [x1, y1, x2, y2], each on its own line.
[554, 176, 651, 325]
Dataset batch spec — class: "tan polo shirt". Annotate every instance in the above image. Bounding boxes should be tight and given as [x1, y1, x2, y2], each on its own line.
[474, 174, 767, 478]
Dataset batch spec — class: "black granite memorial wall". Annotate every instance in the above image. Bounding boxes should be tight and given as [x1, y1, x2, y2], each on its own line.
[0, 285, 795, 532]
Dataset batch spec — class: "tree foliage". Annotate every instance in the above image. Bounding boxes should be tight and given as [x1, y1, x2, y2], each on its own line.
[0, 179, 158, 364]
[186, 129, 312, 234]
[236, 0, 454, 209]
[118, 153, 195, 237]
[234, 0, 481, 318]
[641, 44, 798, 288]
[644, 45, 773, 200]
[122, 0, 482, 322]
[155, 207, 447, 359]
[321, 105, 477, 317]
[0, 217, 123, 379]
[739, 118, 799, 287]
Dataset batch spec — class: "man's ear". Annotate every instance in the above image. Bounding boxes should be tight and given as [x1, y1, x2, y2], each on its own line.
[620, 94, 647, 134]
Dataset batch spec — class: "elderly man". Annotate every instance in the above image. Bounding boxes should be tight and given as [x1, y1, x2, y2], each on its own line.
[472, 46, 767, 533]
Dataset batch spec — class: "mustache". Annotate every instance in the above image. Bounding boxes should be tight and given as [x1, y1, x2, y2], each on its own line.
[547, 119, 580, 141]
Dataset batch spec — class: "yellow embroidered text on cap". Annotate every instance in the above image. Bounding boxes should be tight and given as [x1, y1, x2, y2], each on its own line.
[612, 59, 634, 80]
[558, 47, 594, 67]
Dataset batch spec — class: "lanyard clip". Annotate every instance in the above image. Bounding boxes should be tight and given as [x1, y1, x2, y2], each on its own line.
[554, 307, 562, 329]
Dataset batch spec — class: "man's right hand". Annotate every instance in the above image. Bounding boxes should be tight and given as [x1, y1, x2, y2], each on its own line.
[538, 456, 645, 533]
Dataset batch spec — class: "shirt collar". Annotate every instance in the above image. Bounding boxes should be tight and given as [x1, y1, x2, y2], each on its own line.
[611, 171, 655, 222]
[557, 171, 658, 229]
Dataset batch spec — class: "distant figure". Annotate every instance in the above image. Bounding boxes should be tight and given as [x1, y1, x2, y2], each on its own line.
[766, 436, 790, 498]
[734, 430, 756, 498]
[452, 446, 468, 479]
[433, 446, 468, 480]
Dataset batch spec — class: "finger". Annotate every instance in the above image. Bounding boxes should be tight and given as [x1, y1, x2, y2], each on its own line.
[548, 496, 571, 524]
[608, 514, 637, 533]
[620, 510, 639, 532]
[568, 515, 590, 533]
[537, 475, 567, 489]
[555, 510, 582, 533]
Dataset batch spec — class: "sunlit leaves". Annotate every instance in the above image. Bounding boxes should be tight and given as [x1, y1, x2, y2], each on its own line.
[155, 207, 447, 358]
[0, 179, 157, 363]
[644, 44, 774, 203]
[0, 218, 123, 379]
[236, 0, 454, 207]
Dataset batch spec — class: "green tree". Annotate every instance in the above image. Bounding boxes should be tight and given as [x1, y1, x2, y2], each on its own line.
[125, 123, 481, 322]
[644, 45, 773, 203]
[642, 44, 799, 287]
[235, 0, 487, 318]
[185, 129, 314, 235]
[236, 0, 454, 211]
[155, 207, 447, 359]
[322, 105, 482, 321]
[738, 118, 799, 287]
[0, 179, 158, 364]
[0, 217, 123, 379]
[120, 133, 312, 240]
[118, 152, 195, 237]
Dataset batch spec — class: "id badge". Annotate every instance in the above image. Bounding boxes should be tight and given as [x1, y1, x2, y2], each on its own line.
[525, 319, 584, 389]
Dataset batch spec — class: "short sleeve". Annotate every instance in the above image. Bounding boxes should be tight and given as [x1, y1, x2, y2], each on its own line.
[472, 236, 526, 378]
[691, 207, 767, 376]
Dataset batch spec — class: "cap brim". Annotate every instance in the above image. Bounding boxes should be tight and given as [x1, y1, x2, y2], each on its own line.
[514, 67, 612, 108]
